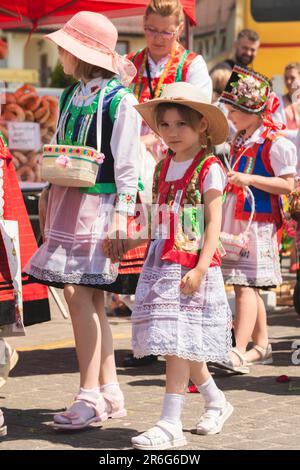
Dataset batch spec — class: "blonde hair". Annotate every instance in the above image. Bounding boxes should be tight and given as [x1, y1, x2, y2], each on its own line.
[145, 0, 184, 24]
[73, 60, 114, 81]
[284, 62, 300, 75]
[155, 103, 212, 152]
[58, 46, 114, 81]
[211, 68, 232, 102]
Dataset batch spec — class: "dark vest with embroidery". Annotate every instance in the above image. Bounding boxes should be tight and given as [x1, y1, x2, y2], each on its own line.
[226, 138, 282, 227]
[58, 80, 130, 187]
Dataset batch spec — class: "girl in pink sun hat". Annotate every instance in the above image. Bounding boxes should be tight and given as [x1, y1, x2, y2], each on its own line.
[25, 11, 142, 430]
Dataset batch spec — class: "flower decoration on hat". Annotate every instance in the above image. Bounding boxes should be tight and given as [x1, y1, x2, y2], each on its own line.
[220, 65, 271, 113]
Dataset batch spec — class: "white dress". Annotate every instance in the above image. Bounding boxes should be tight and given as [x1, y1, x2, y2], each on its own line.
[131, 158, 232, 362]
[25, 77, 141, 287]
[222, 126, 297, 287]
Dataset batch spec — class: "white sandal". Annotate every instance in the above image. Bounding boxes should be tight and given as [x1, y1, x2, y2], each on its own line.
[213, 347, 250, 374]
[247, 344, 273, 365]
[131, 420, 187, 450]
[196, 400, 234, 435]
[0, 409, 7, 437]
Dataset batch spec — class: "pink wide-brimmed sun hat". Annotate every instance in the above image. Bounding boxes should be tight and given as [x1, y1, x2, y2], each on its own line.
[45, 11, 136, 85]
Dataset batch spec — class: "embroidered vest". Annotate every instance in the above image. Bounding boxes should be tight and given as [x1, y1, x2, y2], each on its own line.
[58, 78, 133, 194]
[127, 43, 197, 103]
[151, 151, 224, 269]
[226, 137, 282, 227]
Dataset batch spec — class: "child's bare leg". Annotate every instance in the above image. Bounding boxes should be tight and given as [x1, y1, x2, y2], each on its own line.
[190, 361, 212, 387]
[93, 290, 118, 385]
[231, 285, 258, 364]
[93, 289, 126, 418]
[244, 289, 270, 363]
[166, 355, 189, 394]
[65, 285, 101, 388]
[53, 285, 105, 428]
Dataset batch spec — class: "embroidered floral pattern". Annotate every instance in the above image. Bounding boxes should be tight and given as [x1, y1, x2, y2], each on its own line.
[115, 192, 137, 215]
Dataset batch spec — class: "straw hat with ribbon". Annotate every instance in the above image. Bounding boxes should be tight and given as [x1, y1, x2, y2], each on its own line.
[45, 11, 136, 86]
[135, 82, 229, 145]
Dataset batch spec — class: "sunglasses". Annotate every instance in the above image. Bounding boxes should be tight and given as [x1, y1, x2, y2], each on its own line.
[144, 26, 179, 40]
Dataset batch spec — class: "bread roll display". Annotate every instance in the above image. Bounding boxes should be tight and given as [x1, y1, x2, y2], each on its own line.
[0, 84, 59, 182]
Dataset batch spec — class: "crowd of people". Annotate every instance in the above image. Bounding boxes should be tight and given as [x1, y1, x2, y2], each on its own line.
[0, 0, 299, 450]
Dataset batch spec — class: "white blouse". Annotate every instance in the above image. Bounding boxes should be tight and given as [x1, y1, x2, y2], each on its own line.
[147, 53, 212, 101]
[166, 157, 226, 193]
[69, 77, 142, 215]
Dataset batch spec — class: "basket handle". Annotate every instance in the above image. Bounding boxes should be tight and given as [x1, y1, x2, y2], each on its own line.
[50, 81, 107, 152]
[96, 86, 106, 153]
[50, 84, 80, 145]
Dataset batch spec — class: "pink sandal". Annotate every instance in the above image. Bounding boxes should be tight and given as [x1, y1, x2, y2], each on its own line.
[51, 394, 107, 430]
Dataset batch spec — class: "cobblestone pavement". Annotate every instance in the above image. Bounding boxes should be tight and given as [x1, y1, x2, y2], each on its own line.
[0, 289, 299, 451]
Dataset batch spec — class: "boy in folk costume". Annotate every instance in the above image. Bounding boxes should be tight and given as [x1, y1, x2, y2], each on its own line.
[215, 66, 297, 373]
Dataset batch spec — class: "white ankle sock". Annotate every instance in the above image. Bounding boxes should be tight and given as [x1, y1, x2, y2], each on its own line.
[196, 377, 224, 405]
[79, 386, 101, 399]
[160, 393, 185, 425]
[100, 382, 122, 396]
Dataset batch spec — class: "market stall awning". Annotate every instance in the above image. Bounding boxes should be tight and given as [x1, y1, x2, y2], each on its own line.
[0, 1, 196, 29]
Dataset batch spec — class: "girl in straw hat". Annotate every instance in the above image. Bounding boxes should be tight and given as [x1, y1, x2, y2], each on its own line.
[104, 82, 233, 449]
[215, 66, 297, 374]
[25, 11, 141, 430]
[108, 0, 212, 369]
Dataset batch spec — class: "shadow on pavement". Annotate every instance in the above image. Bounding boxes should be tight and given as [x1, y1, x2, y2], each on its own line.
[0, 406, 138, 449]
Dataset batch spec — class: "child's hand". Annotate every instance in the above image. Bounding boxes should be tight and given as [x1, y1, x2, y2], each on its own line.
[38, 187, 50, 242]
[227, 171, 253, 187]
[102, 237, 112, 258]
[180, 267, 206, 295]
[102, 236, 130, 263]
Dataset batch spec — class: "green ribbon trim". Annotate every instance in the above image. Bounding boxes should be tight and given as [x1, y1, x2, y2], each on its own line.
[80, 182, 117, 194]
[175, 50, 189, 82]
[79, 178, 144, 194]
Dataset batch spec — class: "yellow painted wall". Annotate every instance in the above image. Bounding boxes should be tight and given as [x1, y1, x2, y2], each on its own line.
[244, 0, 300, 80]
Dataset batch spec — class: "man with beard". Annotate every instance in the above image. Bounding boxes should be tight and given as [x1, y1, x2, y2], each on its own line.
[211, 29, 260, 73]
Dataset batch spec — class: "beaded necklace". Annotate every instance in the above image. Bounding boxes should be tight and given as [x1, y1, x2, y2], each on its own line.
[134, 42, 177, 100]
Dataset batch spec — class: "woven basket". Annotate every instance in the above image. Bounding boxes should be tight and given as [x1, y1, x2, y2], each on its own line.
[41, 144, 103, 187]
[220, 231, 250, 260]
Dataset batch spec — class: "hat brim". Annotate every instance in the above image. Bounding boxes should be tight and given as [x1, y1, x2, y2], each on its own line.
[45, 29, 118, 74]
[135, 98, 229, 145]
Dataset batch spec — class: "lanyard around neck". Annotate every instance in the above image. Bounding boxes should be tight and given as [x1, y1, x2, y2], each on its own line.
[145, 59, 155, 99]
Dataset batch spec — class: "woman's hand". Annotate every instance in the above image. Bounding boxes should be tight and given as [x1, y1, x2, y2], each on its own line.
[227, 171, 253, 187]
[38, 188, 49, 241]
[180, 267, 206, 295]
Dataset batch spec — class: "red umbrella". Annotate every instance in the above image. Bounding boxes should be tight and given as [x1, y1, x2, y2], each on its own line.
[0, 1, 196, 30]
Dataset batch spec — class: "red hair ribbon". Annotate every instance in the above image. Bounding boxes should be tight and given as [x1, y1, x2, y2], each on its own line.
[261, 92, 286, 140]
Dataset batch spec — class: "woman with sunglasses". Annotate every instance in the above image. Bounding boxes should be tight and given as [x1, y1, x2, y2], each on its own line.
[106, 0, 212, 367]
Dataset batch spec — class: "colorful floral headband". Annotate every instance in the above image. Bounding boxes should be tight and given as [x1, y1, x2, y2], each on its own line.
[220, 65, 271, 114]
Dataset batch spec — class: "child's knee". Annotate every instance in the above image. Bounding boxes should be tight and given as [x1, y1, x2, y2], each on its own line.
[64, 285, 90, 311]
